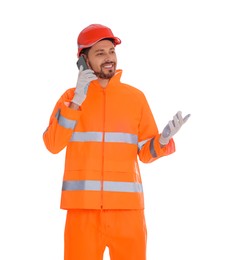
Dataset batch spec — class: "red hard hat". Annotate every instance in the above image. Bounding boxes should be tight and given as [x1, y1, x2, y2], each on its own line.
[77, 24, 121, 57]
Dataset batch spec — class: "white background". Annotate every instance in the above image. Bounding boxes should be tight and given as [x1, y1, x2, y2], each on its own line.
[0, 0, 231, 259]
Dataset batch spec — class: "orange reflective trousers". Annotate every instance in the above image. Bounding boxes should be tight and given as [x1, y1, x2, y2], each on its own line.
[64, 209, 147, 260]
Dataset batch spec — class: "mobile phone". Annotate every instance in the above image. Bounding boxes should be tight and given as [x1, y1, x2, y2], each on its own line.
[76, 55, 89, 70]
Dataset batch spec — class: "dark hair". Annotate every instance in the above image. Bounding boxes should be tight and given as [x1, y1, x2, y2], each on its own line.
[80, 38, 115, 57]
[80, 47, 91, 57]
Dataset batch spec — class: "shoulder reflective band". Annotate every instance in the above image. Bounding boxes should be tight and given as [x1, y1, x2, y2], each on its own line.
[62, 180, 143, 193]
[70, 132, 138, 145]
[56, 109, 77, 130]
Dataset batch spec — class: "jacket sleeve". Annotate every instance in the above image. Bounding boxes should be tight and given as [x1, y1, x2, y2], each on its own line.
[138, 94, 175, 163]
[43, 88, 81, 154]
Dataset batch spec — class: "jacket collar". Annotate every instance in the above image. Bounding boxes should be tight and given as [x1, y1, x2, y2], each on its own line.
[91, 69, 123, 89]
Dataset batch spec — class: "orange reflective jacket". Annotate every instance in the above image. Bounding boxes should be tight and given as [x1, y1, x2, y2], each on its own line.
[43, 70, 175, 210]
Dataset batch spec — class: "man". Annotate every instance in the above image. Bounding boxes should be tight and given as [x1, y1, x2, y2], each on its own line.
[43, 24, 190, 260]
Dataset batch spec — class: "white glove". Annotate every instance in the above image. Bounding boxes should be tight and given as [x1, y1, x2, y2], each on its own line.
[159, 111, 190, 145]
[71, 66, 97, 106]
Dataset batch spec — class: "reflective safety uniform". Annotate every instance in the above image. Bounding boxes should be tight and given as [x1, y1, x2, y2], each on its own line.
[43, 69, 175, 210]
[43, 70, 175, 259]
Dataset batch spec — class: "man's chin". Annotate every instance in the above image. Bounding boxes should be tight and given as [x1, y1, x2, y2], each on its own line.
[95, 70, 115, 79]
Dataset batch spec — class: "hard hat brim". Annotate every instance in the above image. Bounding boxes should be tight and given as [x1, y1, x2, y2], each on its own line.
[77, 36, 121, 57]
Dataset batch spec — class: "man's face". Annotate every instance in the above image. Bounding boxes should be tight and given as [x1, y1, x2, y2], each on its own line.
[87, 40, 117, 79]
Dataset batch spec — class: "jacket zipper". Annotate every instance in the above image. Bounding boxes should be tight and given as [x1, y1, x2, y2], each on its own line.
[101, 89, 106, 209]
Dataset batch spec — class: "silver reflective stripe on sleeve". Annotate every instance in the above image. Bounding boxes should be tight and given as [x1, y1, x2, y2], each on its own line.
[150, 138, 157, 158]
[138, 138, 151, 152]
[56, 109, 77, 130]
[62, 180, 143, 193]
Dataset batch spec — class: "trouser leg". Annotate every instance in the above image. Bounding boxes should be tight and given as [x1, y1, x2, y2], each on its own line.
[106, 210, 147, 260]
[64, 210, 105, 260]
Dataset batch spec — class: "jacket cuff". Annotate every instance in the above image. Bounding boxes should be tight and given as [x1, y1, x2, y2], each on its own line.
[60, 102, 82, 121]
[154, 135, 176, 157]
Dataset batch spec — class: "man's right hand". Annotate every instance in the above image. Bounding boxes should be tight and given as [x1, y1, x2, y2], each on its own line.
[71, 65, 97, 106]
